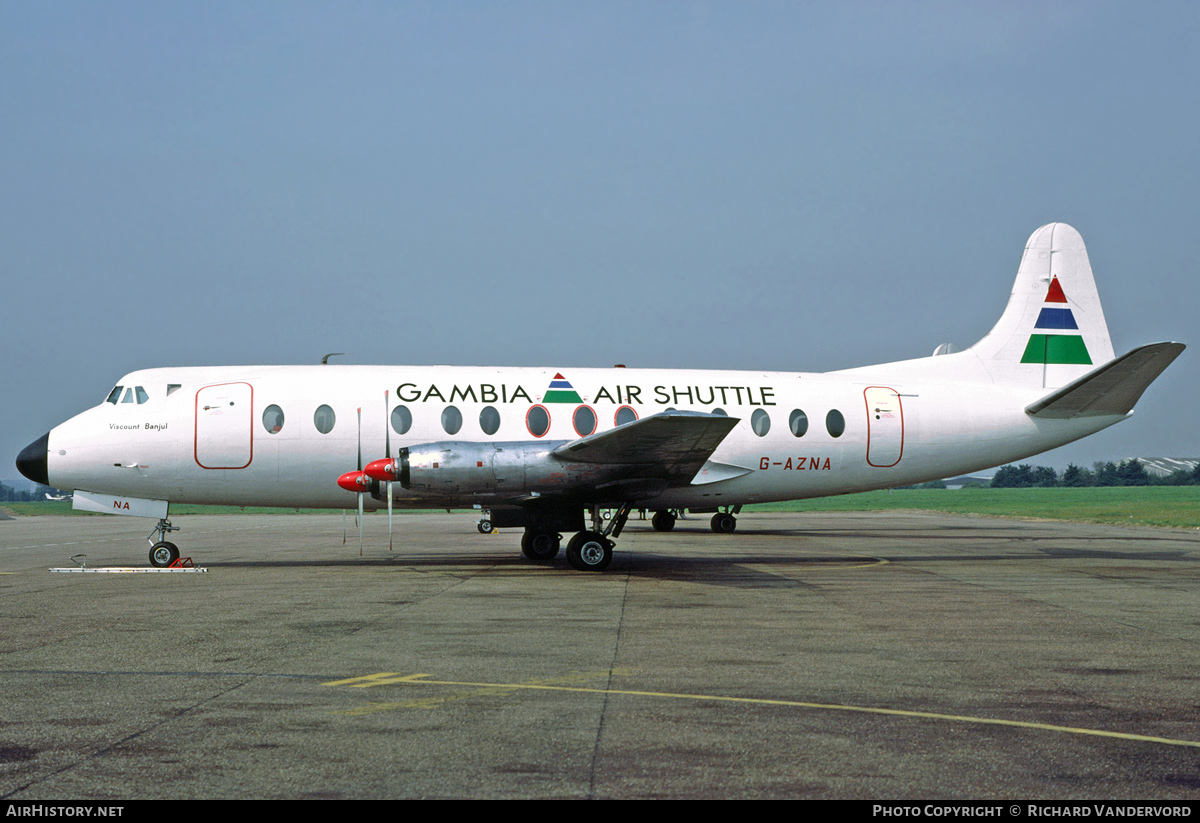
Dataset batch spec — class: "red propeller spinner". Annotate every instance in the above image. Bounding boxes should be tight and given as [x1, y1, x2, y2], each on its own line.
[337, 470, 370, 492]
[364, 458, 398, 482]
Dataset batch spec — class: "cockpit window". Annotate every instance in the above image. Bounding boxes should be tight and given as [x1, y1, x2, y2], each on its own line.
[166, 384, 181, 396]
[114, 386, 149, 405]
[109, 385, 151, 405]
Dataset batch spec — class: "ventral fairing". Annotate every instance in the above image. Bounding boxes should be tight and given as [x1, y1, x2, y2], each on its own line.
[16, 224, 1184, 571]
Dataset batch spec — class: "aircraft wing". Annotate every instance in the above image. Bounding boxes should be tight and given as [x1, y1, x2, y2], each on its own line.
[553, 410, 740, 483]
[1025, 342, 1185, 419]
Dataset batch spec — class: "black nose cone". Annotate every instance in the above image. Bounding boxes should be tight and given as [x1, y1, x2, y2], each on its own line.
[16, 432, 50, 486]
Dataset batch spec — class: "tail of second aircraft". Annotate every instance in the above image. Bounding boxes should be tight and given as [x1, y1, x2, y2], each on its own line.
[968, 222, 1116, 390]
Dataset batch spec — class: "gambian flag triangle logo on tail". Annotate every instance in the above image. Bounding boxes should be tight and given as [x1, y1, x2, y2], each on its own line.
[542, 373, 583, 403]
[1021, 276, 1092, 365]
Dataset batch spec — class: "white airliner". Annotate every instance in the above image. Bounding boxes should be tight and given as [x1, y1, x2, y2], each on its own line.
[16, 224, 1183, 571]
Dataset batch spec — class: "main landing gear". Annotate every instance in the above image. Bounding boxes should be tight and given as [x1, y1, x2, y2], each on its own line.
[710, 511, 737, 533]
[521, 503, 630, 572]
[147, 517, 181, 568]
[651, 509, 678, 531]
[521, 530, 560, 562]
[654, 506, 739, 533]
[566, 530, 612, 572]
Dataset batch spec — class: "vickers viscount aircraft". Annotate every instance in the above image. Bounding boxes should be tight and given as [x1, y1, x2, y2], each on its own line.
[16, 224, 1184, 572]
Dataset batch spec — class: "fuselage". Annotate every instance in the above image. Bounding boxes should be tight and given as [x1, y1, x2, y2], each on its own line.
[41, 363, 1125, 511]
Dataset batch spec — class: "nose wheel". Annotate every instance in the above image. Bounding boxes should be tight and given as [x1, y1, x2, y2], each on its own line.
[146, 516, 181, 567]
[149, 541, 180, 567]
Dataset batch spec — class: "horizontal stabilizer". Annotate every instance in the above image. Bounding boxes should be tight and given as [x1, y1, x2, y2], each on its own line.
[554, 410, 739, 481]
[1025, 342, 1185, 419]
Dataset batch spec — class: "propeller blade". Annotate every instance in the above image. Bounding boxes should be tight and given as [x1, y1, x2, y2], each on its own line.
[357, 408, 363, 556]
[385, 390, 393, 552]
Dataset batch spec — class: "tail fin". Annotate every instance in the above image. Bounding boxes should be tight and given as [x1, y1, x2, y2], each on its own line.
[969, 223, 1115, 389]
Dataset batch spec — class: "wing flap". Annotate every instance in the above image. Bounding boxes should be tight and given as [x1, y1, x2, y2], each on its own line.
[1025, 342, 1185, 419]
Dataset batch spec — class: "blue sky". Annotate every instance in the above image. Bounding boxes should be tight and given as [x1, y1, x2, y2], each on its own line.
[3, 1, 1196, 480]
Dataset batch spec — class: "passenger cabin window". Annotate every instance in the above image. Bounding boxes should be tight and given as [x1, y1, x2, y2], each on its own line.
[615, 406, 638, 426]
[442, 406, 462, 435]
[751, 409, 771, 437]
[263, 405, 285, 434]
[479, 406, 500, 435]
[572, 405, 597, 437]
[391, 406, 412, 435]
[314, 405, 336, 434]
[826, 409, 845, 438]
[527, 405, 550, 437]
[789, 409, 809, 437]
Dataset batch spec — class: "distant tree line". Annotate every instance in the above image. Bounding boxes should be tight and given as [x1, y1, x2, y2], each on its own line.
[0, 483, 60, 502]
[990, 460, 1200, 488]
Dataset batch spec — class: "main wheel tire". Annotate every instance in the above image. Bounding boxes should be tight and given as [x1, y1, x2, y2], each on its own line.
[521, 531, 560, 562]
[710, 513, 737, 534]
[477, 519, 494, 534]
[651, 510, 676, 532]
[149, 541, 180, 568]
[567, 531, 613, 572]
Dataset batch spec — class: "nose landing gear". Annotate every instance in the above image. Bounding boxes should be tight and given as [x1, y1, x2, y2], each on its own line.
[147, 517, 181, 568]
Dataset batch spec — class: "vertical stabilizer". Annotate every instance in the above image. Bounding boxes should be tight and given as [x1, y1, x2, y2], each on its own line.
[969, 223, 1115, 389]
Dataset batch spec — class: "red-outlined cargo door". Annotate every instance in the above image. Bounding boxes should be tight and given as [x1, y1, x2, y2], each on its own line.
[865, 386, 903, 468]
[195, 382, 253, 469]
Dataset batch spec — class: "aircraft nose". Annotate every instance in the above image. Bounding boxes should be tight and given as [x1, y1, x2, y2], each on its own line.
[16, 432, 50, 486]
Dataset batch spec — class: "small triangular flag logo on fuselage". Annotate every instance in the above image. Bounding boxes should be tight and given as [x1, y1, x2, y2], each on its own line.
[543, 372, 583, 403]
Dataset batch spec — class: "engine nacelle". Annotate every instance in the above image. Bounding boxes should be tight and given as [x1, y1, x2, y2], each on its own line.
[397, 441, 618, 495]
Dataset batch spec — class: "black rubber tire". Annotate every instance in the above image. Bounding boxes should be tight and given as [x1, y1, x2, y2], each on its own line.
[149, 541, 180, 568]
[651, 510, 677, 532]
[521, 531, 560, 562]
[566, 531, 613, 572]
[710, 513, 737, 534]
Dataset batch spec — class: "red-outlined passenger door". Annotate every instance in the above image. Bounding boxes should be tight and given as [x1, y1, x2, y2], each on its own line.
[195, 382, 253, 469]
[864, 386, 903, 468]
